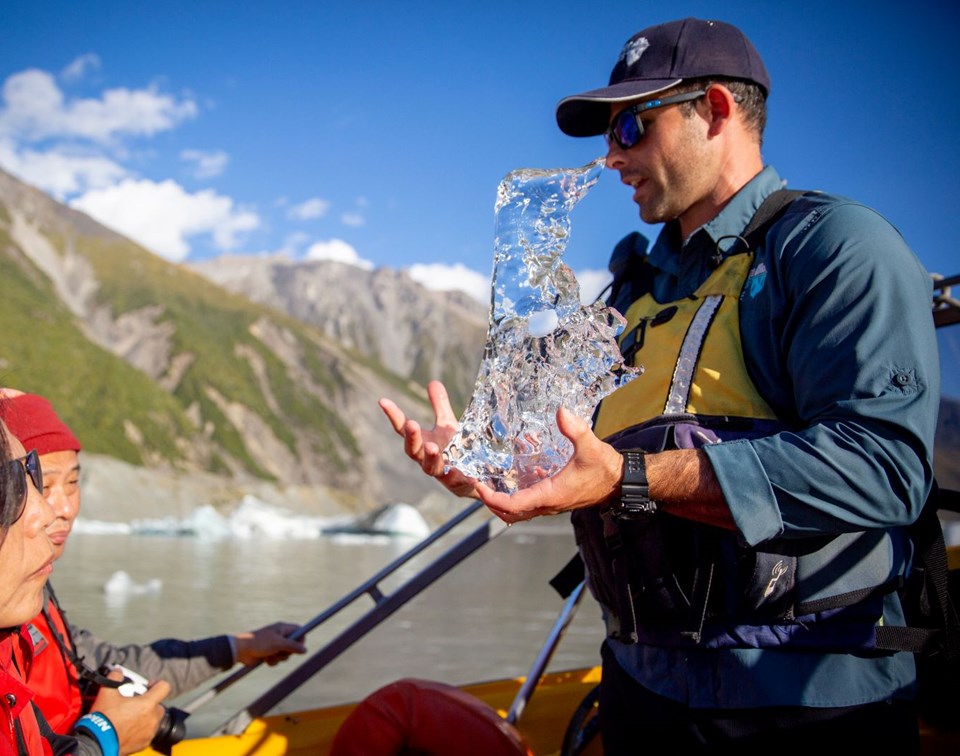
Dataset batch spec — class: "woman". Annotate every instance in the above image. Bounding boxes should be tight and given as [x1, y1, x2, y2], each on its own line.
[0, 416, 73, 754]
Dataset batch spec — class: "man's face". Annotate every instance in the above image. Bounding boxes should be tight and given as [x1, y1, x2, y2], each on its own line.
[0, 422, 55, 627]
[39, 449, 81, 560]
[605, 94, 717, 231]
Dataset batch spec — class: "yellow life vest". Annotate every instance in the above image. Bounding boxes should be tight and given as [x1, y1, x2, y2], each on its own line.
[593, 251, 776, 442]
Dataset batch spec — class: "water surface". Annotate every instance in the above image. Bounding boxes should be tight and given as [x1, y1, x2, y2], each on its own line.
[54, 510, 604, 738]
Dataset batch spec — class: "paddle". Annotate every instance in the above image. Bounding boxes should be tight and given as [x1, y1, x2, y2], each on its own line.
[209, 506, 510, 736]
[505, 580, 586, 726]
[178, 500, 490, 718]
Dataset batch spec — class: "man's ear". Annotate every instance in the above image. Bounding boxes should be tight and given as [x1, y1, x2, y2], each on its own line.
[704, 85, 735, 136]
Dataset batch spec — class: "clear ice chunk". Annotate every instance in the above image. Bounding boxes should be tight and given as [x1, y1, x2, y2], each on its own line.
[443, 157, 642, 493]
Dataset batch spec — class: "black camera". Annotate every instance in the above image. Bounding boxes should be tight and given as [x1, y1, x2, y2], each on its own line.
[97, 665, 189, 753]
[151, 706, 188, 755]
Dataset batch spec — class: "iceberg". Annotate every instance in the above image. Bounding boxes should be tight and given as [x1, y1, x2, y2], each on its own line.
[443, 158, 641, 493]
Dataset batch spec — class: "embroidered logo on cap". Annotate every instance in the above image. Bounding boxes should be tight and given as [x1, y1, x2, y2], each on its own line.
[619, 37, 650, 67]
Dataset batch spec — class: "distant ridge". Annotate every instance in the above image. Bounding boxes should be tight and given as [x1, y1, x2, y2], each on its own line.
[0, 166, 484, 518]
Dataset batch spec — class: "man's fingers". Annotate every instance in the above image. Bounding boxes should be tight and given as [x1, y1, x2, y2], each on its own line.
[401, 420, 426, 459]
[556, 406, 589, 440]
[144, 679, 172, 702]
[378, 398, 407, 434]
[427, 381, 459, 428]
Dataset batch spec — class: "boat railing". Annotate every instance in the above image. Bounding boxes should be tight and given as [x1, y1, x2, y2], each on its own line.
[195, 501, 509, 736]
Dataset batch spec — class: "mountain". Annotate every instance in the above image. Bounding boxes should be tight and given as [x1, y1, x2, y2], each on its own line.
[189, 256, 487, 412]
[0, 167, 487, 519]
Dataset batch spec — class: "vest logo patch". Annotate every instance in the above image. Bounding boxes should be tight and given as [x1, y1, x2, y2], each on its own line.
[25, 623, 49, 655]
[763, 559, 789, 598]
[745, 262, 767, 299]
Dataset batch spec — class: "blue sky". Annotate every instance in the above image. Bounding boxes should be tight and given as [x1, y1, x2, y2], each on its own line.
[1, 0, 958, 308]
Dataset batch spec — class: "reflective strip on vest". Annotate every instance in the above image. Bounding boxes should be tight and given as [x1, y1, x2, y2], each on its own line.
[594, 252, 777, 440]
[665, 294, 721, 414]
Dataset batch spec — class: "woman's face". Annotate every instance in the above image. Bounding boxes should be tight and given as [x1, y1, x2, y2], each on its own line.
[0, 421, 55, 627]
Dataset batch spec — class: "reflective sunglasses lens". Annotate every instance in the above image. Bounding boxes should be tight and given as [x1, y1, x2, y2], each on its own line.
[24, 450, 42, 494]
[613, 110, 641, 149]
[4, 458, 27, 526]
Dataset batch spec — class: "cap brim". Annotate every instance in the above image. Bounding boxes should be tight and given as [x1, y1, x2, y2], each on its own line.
[555, 78, 682, 137]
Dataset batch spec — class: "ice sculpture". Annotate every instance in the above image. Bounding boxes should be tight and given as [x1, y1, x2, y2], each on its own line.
[443, 157, 641, 493]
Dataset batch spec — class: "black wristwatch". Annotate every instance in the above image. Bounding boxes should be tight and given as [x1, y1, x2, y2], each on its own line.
[613, 450, 658, 519]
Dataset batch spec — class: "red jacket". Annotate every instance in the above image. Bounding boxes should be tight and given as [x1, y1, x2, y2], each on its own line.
[0, 627, 74, 755]
[22, 602, 82, 736]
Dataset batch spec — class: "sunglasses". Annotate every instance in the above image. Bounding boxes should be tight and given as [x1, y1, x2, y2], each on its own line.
[605, 90, 707, 150]
[4, 449, 42, 527]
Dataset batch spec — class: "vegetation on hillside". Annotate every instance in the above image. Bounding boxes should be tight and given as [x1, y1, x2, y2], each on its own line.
[0, 231, 197, 465]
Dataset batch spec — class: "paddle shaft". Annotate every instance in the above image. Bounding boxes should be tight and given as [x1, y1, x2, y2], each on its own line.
[506, 580, 585, 725]
[180, 500, 487, 716]
[211, 512, 509, 735]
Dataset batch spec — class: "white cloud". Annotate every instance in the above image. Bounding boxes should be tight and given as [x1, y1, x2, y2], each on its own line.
[340, 196, 367, 226]
[305, 239, 373, 270]
[407, 263, 490, 304]
[61, 54, 101, 83]
[180, 148, 229, 179]
[287, 197, 329, 221]
[0, 68, 197, 144]
[406, 263, 611, 307]
[279, 231, 311, 256]
[0, 138, 127, 198]
[70, 178, 259, 262]
[575, 268, 613, 304]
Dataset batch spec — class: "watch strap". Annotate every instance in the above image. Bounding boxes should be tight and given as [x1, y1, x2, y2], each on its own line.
[616, 450, 658, 519]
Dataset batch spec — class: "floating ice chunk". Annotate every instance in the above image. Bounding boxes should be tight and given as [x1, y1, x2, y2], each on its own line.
[103, 570, 162, 596]
[443, 158, 641, 493]
[371, 503, 430, 538]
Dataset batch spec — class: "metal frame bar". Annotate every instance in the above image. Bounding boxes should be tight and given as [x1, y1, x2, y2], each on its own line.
[208, 505, 508, 736]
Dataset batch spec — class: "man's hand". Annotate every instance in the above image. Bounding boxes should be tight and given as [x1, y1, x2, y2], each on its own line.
[476, 407, 623, 523]
[233, 622, 306, 667]
[87, 670, 171, 755]
[379, 380, 480, 498]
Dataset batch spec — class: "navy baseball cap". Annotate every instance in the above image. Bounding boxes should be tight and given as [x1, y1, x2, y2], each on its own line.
[556, 18, 770, 137]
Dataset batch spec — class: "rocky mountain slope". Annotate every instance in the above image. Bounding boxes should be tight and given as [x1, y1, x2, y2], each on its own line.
[190, 255, 487, 412]
[0, 167, 487, 520]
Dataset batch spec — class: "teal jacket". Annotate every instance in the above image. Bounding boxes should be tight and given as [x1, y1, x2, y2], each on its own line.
[607, 165, 939, 708]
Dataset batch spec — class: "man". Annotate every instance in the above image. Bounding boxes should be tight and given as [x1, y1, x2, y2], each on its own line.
[0, 391, 307, 755]
[380, 17, 939, 752]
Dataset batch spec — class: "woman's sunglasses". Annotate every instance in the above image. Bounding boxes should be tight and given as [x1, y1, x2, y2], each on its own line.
[604, 90, 706, 150]
[4, 449, 42, 526]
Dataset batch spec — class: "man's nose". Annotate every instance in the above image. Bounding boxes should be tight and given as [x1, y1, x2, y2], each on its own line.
[46, 487, 71, 517]
[604, 139, 627, 170]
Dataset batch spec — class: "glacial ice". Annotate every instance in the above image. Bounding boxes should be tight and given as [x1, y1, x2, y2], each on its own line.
[442, 158, 641, 493]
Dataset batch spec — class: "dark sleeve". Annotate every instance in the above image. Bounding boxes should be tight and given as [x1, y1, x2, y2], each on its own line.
[70, 621, 234, 698]
[33, 701, 82, 756]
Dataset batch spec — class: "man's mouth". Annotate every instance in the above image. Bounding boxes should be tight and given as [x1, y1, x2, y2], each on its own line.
[47, 528, 70, 546]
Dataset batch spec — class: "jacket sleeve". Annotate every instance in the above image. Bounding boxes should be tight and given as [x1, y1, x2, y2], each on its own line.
[33, 702, 80, 756]
[73, 731, 102, 756]
[705, 200, 939, 546]
[69, 621, 235, 698]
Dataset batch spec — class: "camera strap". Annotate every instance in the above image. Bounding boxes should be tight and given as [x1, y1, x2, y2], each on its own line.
[43, 583, 124, 692]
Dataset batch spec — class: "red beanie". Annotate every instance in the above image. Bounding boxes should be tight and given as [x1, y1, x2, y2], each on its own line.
[0, 394, 82, 455]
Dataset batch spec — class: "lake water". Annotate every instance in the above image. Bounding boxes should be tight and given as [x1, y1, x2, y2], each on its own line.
[53, 505, 605, 739]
